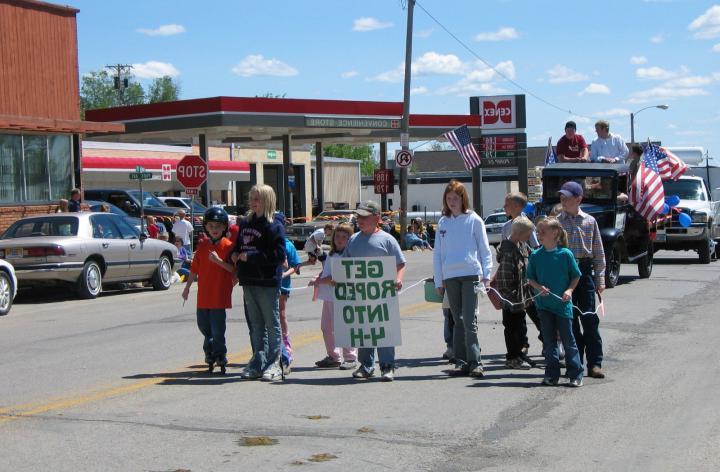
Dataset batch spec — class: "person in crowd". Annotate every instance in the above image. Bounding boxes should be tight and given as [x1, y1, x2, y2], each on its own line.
[502, 192, 541, 365]
[175, 237, 192, 280]
[433, 180, 492, 378]
[279, 235, 302, 375]
[342, 200, 405, 382]
[98, 204, 110, 212]
[297, 223, 334, 272]
[405, 223, 432, 251]
[68, 188, 82, 212]
[557, 121, 589, 163]
[157, 228, 170, 241]
[232, 185, 286, 382]
[172, 209, 193, 252]
[627, 143, 643, 179]
[310, 223, 358, 370]
[526, 217, 584, 387]
[146, 216, 159, 239]
[56, 199, 69, 213]
[590, 120, 629, 164]
[181, 208, 235, 373]
[557, 181, 607, 379]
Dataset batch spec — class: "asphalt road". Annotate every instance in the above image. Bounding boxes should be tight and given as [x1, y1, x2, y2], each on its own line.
[2, 250, 719, 471]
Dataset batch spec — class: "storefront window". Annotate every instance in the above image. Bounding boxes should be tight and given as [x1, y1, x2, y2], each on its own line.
[0, 133, 73, 204]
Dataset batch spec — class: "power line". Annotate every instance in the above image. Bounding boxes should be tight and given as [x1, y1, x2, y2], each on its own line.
[413, 0, 597, 121]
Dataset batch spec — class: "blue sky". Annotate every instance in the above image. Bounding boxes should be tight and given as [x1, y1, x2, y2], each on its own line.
[74, 0, 720, 157]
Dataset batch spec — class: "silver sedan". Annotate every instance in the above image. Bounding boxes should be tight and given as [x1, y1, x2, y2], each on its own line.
[0, 212, 178, 299]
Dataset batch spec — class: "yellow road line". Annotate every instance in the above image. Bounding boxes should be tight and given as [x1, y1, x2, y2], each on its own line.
[0, 299, 438, 424]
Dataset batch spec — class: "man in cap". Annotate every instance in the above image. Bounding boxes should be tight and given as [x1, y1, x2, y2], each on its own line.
[557, 121, 589, 163]
[557, 181, 607, 379]
[590, 120, 629, 164]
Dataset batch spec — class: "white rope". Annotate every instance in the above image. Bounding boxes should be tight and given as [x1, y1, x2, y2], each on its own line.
[399, 278, 425, 295]
[474, 282, 605, 317]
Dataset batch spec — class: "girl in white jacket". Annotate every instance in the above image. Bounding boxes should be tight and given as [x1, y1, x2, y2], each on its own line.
[433, 180, 493, 377]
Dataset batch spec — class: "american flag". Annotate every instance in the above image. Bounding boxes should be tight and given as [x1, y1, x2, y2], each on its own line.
[443, 125, 481, 170]
[544, 137, 557, 165]
[629, 142, 665, 220]
[642, 142, 688, 181]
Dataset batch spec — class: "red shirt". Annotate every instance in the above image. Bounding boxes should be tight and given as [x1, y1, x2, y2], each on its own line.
[190, 237, 235, 309]
[557, 134, 588, 159]
[147, 224, 159, 239]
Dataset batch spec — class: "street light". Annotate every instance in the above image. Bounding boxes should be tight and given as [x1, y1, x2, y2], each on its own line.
[630, 104, 669, 144]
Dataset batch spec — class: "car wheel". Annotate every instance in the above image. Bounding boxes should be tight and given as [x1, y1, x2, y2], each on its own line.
[78, 260, 102, 299]
[605, 243, 621, 288]
[638, 243, 653, 279]
[698, 239, 711, 264]
[151, 255, 173, 291]
[0, 271, 13, 316]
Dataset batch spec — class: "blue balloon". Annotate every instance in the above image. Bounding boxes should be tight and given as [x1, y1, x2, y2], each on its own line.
[523, 202, 535, 216]
[678, 212, 691, 227]
[660, 204, 669, 215]
[666, 195, 680, 208]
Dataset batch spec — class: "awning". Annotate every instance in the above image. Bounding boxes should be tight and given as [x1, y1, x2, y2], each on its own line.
[82, 156, 250, 174]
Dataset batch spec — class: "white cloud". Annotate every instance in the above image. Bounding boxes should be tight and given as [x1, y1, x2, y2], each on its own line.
[436, 80, 506, 96]
[665, 75, 715, 87]
[131, 61, 180, 78]
[340, 70, 358, 79]
[352, 17, 393, 32]
[436, 61, 513, 96]
[231, 55, 298, 77]
[635, 65, 688, 80]
[474, 27, 520, 41]
[667, 123, 678, 129]
[580, 83, 611, 95]
[630, 55, 648, 65]
[410, 86, 429, 95]
[628, 86, 709, 103]
[596, 108, 631, 118]
[546, 64, 589, 83]
[415, 28, 433, 38]
[136, 24, 185, 36]
[650, 34, 665, 43]
[370, 52, 467, 82]
[689, 5, 720, 39]
[713, 43, 720, 52]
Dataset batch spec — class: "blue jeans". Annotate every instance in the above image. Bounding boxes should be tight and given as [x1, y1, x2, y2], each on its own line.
[539, 309, 583, 382]
[445, 275, 482, 368]
[443, 308, 454, 348]
[358, 347, 395, 371]
[572, 260, 603, 370]
[243, 285, 281, 372]
[196, 309, 227, 359]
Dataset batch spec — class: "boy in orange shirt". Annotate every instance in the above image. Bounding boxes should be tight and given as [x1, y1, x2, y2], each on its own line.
[182, 208, 236, 374]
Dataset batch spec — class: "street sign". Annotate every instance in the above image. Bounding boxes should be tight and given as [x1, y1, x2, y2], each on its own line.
[288, 175, 295, 189]
[161, 164, 171, 181]
[374, 169, 394, 194]
[395, 149, 413, 168]
[129, 172, 152, 180]
[400, 132, 409, 148]
[184, 187, 199, 196]
[135, 165, 145, 172]
[176, 155, 208, 189]
[267, 150, 277, 160]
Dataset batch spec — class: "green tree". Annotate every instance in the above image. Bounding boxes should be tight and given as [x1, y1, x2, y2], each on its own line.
[428, 141, 450, 151]
[318, 144, 377, 176]
[147, 76, 181, 103]
[80, 70, 144, 116]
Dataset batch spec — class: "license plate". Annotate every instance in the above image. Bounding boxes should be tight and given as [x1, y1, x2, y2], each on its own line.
[6, 248, 23, 259]
[655, 233, 666, 242]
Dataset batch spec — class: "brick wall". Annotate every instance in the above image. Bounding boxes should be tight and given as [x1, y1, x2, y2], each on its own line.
[0, 205, 58, 233]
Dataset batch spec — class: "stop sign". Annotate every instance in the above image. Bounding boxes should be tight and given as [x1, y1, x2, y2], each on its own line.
[176, 155, 208, 188]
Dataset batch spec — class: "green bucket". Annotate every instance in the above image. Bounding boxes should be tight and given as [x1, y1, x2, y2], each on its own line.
[424, 278, 443, 303]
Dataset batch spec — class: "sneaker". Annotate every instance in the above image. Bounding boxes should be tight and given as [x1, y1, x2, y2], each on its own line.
[448, 364, 469, 377]
[468, 365, 484, 378]
[352, 366, 375, 379]
[380, 366, 395, 382]
[339, 360, 358, 370]
[240, 366, 262, 380]
[442, 348, 454, 360]
[315, 356, 342, 368]
[541, 377, 559, 386]
[261, 362, 282, 382]
[520, 353, 537, 368]
[588, 366, 605, 379]
[506, 358, 531, 370]
[569, 377, 583, 388]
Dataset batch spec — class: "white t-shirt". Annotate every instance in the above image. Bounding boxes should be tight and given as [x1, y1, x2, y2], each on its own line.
[303, 228, 326, 256]
[172, 218, 193, 244]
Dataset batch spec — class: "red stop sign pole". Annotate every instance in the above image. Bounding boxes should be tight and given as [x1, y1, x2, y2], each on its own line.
[176, 155, 208, 252]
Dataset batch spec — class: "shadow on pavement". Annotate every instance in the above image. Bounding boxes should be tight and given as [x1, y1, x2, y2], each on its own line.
[15, 285, 152, 304]
[653, 257, 705, 265]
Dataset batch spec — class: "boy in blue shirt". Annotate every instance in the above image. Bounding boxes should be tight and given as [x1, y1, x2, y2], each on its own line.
[279, 237, 301, 374]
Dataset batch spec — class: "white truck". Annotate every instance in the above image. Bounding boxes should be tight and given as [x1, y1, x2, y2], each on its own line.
[655, 175, 720, 263]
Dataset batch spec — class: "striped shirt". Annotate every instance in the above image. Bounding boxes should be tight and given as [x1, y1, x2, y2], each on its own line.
[558, 210, 606, 287]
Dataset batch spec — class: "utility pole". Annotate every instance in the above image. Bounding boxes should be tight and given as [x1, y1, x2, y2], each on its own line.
[399, 0, 414, 250]
[105, 64, 133, 105]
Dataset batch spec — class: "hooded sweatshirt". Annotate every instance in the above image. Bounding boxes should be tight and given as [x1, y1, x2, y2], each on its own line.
[433, 211, 493, 288]
[235, 214, 286, 288]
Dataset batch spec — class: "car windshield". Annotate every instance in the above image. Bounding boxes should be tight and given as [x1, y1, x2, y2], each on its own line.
[128, 190, 165, 208]
[663, 180, 705, 201]
[544, 175, 615, 201]
[2, 217, 78, 238]
[312, 211, 354, 222]
[485, 214, 509, 225]
[88, 202, 128, 216]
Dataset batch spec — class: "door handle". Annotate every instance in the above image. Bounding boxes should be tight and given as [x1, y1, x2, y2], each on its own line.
[130, 243, 137, 249]
[102, 243, 110, 248]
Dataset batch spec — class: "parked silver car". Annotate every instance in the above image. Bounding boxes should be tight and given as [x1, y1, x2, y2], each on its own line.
[0, 259, 17, 316]
[484, 212, 510, 247]
[0, 213, 177, 299]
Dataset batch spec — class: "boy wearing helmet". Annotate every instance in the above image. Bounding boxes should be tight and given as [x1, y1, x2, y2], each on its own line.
[182, 207, 236, 374]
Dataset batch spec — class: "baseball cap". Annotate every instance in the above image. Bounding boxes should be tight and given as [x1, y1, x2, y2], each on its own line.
[356, 200, 381, 217]
[558, 181, 583, 197]
[564, 120, 577, 130]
